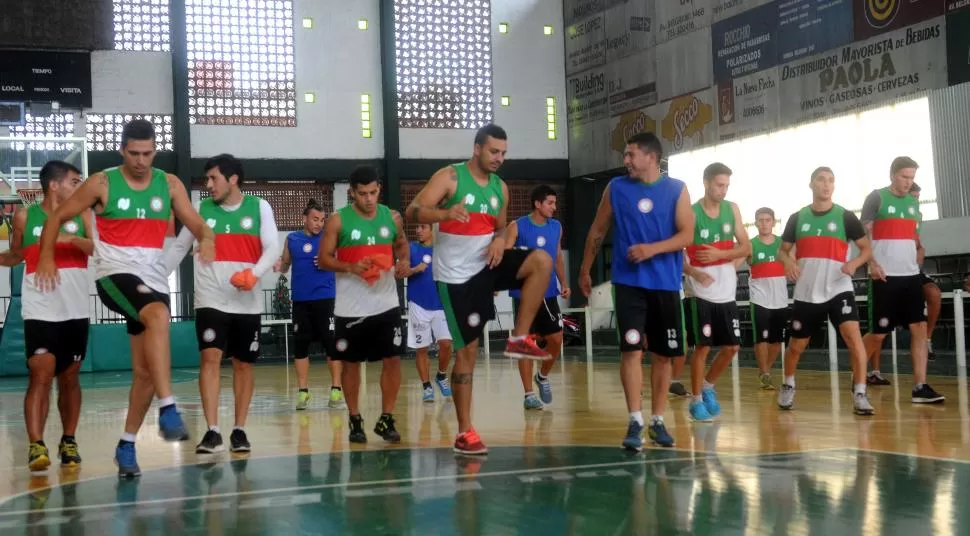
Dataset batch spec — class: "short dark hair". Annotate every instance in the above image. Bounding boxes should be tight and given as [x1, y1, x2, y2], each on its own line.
[755, 207, 775, 219]
[303, 198, 324, 215]
[625, 132, 663, 161]
[203, 153, 245, 186]
[474, 124, 507, 146]
[703, 162, 732, 181]
[121, 119, 156, 147]
[530, 184, 556, 209]
[810, 166, 833, 180]
[890, 156, 919, 176]
[39, 160, 81, 194]
[349, 165, 380, 189]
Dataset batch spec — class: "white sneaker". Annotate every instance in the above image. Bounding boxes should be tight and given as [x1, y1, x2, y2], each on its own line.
[854, 392, 875, 416]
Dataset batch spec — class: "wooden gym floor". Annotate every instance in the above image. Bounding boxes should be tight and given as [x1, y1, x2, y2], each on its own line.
[0, 356, 967, 534]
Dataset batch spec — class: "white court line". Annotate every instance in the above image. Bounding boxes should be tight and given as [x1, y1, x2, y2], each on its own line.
[854, 446, 970, 465]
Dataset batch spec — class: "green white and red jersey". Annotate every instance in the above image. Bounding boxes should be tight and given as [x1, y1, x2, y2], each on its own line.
[861, 187, 920, 276]
[334, 203, 399, 317]
[748, 235, 788, 309]
[781, 204, 866, 303]
[433, 162, 504, 284]
[94, 166, 171, 293]
[685, 200, 738, 303]
[21, 205, 89, 321]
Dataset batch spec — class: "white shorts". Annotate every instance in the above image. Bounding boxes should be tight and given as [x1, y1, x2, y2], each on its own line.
[407, 302, 451, 349]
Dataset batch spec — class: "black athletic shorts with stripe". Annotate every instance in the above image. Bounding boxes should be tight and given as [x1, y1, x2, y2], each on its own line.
[511, 296, 563, 337]
[195, 308, 261, 363]
[96, 273, 171, 335]
[685, 297, 740, 348]
[25, 318, 89, 374]
[613, 284, 686, 357]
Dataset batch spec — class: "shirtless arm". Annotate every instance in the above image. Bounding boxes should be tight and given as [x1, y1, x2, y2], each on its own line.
[406, 166, 465, 224]
[0, 209, 27, 267]
[168, 175, 215, 262]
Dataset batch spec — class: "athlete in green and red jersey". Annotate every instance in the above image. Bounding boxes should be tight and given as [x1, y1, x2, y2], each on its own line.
[747, 207, 789, 390]
[776, 167, 874, 416]
[860, 157, 943, 404]
[318, 165, 410, 444]
[407, 124, 553, 455]
[0, 161, 93, 471]
[34, 119, 215, 478]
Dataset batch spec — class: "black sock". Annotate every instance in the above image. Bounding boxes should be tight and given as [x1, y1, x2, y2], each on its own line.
[299, 388, 309, 393]
[61, 435, 75, 444]
[331, 386, 341, 391]
[33, 439, 45, 447]
[117, 439, 133, 447]
[160, 404, 175, 413]
[436, 371, 447, 380]
[381, 412, 392, 419]
[422, 381, 432, 390]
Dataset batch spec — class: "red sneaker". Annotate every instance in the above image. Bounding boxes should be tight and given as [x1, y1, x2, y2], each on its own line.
[504, 336, 551, 361]
[453, 428, 488, 455]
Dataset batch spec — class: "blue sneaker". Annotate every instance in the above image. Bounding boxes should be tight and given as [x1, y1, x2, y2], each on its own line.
[648, 421, 674, 447]
[422, 386, 435, 403]
[534, 374, 553, 404]
[115, 441, 141, 478]
[158, 405, 190, 441]
[689, 399, 714, 422]
[622, 419, 644, 452]
[523, 394, 543, 410]
[701, 387, 721, 417]
[435, 374, 452, 398]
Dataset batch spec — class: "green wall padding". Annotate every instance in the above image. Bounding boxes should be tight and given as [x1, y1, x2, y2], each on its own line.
[88, 322, 200, 372]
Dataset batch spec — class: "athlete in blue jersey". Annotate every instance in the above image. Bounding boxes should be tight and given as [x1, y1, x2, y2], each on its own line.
[507, 185, 569, 409]
[579, 132, 694, 450]
[403, 223, 453, 403]
[275, 199, 344, 410]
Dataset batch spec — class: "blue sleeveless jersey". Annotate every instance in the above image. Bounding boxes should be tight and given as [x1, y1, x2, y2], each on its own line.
[407, 242, 442, 311]
[287, 231, 335, 301]
[609, 175, 685, 291]
[510, 215, 561, 299]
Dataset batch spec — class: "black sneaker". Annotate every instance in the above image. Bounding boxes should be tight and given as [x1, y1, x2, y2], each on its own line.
[867, 373, 891, 386]
[195, 430, 225, 454]
[58, 437, 82, 466]
[374, 413, 401, 443]
[912, 384, 945, 404]
[349, 415, 367, 443]
[668, 381, 689, 397]
[229, 429, 251, 453]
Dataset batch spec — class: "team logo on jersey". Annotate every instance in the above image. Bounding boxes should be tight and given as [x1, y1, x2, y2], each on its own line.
[302, 243, 312, 253]
[351, 229, 361, 240]
[464, 193, 476, 205]
[203, 329, 216, 343]
[536, 236, 546, 247]
[150, 196, 163, 212]
[335, 339, 348, 352]
[63, 221, 79, 234]
[801, 223, 810, 232]
[908, 206, 916, 215]
[379, 226, 390, 238]
[467, 313, 481, 327]
[240, 216, 253, 230]
[118, 197, 131, 210]
[722, 223, 731, 234]
[422, 254, 432, 264]
[206, 218, 217, 228]
[624, 329, 641, 345]
[490, 196, 499, 209]
[887, 205, 897, 214]
[700, 229, 710, 239]
[31, 226, 42, 237]
[827, 222, 837, 232]
[757, 252, 765, 260]
[637, 198, 653, 213]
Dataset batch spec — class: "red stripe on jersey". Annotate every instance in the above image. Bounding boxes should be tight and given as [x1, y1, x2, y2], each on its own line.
[438, 212, 496, 236]
[686, 240, 735, 267]
[750, 261, 785, 279]
[795, 236, 848, 262]
[872, 218, 917, 240]
[97, 217, 168, 249]
[215, 233, 262, 263]
[22, 243, 88, 274]
[336, 244, 394, 263]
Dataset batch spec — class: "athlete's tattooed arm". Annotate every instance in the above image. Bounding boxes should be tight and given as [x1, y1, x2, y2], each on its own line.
[406, 166, 465, 224]
[0, 209, 27, 267]
[579, 184, 613, 297]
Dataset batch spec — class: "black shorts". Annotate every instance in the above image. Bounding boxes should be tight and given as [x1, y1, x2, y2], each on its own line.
[332, 307, 404, 363]
[750, 304, 788, 344]
[437, 248, 532, 350]
[512, 297, 563, 337]
[292, 299, 335, 358]
[919, 271, 936, 287]
[686, 297, 740, 348]
[95, 274, 170, 335]
[24, 318, 89, 374]
[195, 308, 261, 363]
[868, 275, 927, 334]
[790, 291, 859, 339]
[612, 284, 685, 357]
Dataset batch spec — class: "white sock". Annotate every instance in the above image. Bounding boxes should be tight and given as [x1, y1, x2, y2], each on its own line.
[854, 384, 867, 395]
[537, 372, 548, 381]
[158, 395, 175, 407]
[703, 381, 714, 390]
[784, 376, 795, 388]
[524, 391, 536, 399]
[927, 340, 934, 351]
[437, 369, 448, 376]
[630, 411, 644, 426]
[209, 425, 220, 434]
[121, 432, 137, 443]
[651, 415, 664, 425]
[694, 395, 704, 402]
[233, 426, 244, 432]
[869, 370, 880, 377]
[510, 335, 526, 342]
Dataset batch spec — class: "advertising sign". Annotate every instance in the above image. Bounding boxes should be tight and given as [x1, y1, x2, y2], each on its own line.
[566, 13, 607, 75]
[947, 9, 970, 85]
[564, 0, 607, 25]
[780, 17, 948, 125]
[609, 106, 660, 165]
[713, 0, 773, 22]
[659, 87, 718, 154]
[607, 49, 659, 116]
[718, 66, 780, 141]
[950, 0, 970, 12]
[567, 66, 610, 125]
[655, 0, 713, 43]
[854, 0, 944, 40]
[711, 1, 779, 82]
[777, 0, 854, 62]
[657, 30, 714, 101]
[604, 0, 656, 62]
